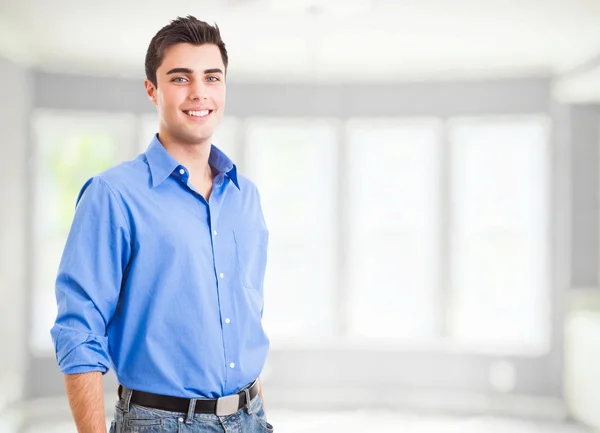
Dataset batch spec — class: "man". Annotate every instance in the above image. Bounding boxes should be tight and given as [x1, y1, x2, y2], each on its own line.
[51, 16, 273, 432]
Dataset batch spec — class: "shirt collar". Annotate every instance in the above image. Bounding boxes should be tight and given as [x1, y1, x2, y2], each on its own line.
[145, 134, 239, 189]
[209, 143, 239, 189]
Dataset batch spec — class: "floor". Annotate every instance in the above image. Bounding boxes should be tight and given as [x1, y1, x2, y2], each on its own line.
[19, 410, 596, 433]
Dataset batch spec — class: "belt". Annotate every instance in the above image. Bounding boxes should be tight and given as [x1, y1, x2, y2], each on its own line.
[118, 380, 260, 416]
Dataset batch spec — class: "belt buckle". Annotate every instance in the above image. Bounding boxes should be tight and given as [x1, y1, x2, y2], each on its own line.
[215, 393, 240, 416]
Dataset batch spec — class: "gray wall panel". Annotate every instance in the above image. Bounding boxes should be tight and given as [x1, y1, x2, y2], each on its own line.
[0, 55, 31, 410]
[570, 105, 600, 287]
[34, 72, 552, 117]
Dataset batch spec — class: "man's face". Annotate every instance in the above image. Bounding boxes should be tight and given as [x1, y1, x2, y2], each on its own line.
[145, 43, 226, 147]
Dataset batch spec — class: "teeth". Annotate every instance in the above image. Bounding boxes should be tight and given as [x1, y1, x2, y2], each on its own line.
[187, 110, 210, 117]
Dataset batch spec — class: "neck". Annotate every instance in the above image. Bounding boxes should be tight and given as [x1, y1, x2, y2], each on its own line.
[159, 134, 214, 181]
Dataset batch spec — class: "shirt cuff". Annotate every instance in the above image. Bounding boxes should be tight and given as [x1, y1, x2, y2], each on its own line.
[51, 325, 111, 374]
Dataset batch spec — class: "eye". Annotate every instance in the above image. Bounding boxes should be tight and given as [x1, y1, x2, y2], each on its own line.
[171, 76, 188, 83]
[206, 76, 220, 82]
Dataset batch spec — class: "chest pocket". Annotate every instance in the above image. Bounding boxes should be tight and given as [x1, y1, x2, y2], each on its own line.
[233, 228, 269, 292]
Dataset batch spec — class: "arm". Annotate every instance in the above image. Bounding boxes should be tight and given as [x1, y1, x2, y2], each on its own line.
[51, 178, 131, 430]
[64, 372, 107, 433]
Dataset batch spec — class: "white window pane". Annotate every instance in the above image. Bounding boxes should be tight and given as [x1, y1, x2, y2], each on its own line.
[245, 118, 338, 341]
[449, 116, 550, 353]
[140, 114, 241, 164]
[346, 119, 442, 340]
[31, 111, 136, 354]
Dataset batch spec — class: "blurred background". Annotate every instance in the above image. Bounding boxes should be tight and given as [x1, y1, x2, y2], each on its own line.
[1, 0, 600, 432]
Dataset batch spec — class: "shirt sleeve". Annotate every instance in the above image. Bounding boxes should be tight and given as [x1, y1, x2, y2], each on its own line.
[50, 176, 131, 374]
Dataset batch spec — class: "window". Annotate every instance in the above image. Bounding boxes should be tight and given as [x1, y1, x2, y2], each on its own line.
[244, 118, 339, 341]
[241, 115, 551, 354]
[346, 118, 443, 340]
[447, 116, 551, 354]
[30, 111, 136, 354]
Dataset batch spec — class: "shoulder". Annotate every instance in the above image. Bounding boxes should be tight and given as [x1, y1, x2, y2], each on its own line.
[77, 154, 148, 205]
[231, 173, 267, 228]
[236, 173, 261, 197]
[98, 155, 148, 189]
[86, 154, 148, 193]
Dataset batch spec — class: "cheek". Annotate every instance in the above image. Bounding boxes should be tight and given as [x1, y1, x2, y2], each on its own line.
[157, 93, 168, 111]
[212, 87, 226, 107]
[159, 89, 184, 110]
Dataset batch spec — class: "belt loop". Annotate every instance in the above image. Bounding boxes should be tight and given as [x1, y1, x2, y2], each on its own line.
[244, 387, 253, 414]
[185, 398, 197, 424]
[118, 385, 133, 413]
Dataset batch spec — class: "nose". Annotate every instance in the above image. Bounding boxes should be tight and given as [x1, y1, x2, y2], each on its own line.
[189, 80, 208, 101]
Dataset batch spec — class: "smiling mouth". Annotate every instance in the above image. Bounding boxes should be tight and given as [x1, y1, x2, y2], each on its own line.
[183, 109, 213, 118]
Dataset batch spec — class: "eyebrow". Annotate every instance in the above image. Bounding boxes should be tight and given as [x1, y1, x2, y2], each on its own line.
[166, 67, 224, 75]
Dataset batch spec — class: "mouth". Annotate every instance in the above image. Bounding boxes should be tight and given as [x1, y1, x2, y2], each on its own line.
[183, 109, 214, 118]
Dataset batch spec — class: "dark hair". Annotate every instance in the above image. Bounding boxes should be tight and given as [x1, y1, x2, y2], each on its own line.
[145, 15, 228, 88]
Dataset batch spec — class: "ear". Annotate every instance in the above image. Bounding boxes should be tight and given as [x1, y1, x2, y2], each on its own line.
[144, 80, 158, 105]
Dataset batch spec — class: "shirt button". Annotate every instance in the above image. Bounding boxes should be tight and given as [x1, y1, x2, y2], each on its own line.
[179, 168, 185, 175]
[213, 230, 218, 236]
[219, 273, 224, 279]
[225, 318, 231, 324]
[230, 362, 235, 368]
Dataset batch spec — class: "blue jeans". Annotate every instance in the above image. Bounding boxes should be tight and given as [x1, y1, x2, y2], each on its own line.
[109, 386, 274, 432]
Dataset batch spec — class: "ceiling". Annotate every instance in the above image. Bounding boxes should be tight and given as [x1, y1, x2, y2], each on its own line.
[1, 0, 600, 101]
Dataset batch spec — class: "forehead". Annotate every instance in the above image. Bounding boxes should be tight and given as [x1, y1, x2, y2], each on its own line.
[158, 43, 224, 72]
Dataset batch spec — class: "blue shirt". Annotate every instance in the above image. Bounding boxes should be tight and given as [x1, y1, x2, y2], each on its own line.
[51, 135, 270, 398]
